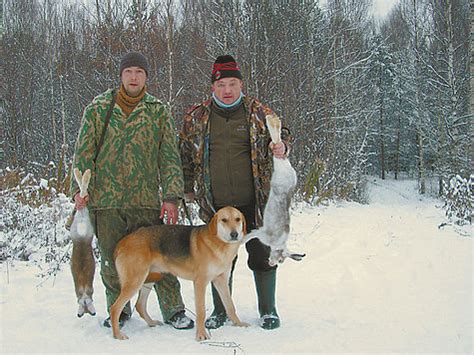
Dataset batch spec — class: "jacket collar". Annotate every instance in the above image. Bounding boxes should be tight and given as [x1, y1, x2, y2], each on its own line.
[202, 95, 254, 112]
[107, 88, 160, 105]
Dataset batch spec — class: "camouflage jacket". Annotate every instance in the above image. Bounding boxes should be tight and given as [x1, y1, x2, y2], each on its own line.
[179, 95, 290, 225]
[70, 89, 184, 210]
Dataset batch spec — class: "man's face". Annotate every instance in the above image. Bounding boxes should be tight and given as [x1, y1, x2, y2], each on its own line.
[121, 66, 147, 97]
[212, 77, 243, 105]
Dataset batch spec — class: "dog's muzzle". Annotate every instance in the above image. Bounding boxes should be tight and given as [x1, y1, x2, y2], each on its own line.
[230, 231, 239, 241]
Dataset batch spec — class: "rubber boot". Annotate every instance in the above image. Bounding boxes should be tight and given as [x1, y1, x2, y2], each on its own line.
[253, 268, 280, 330]
[204, 283, 229, 329]
[205, 258, 236, 329]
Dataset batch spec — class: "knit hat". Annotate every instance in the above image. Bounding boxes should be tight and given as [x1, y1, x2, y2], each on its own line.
[120, 52, 149, 76]
[211, 55, 242, 83]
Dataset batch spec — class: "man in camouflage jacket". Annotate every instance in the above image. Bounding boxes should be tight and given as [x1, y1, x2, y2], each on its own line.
[180, 55, 290, 330]
[70, 52, 193, 330]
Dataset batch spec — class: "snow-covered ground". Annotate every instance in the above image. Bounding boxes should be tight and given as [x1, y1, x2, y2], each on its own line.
[1, 177, 472, 354]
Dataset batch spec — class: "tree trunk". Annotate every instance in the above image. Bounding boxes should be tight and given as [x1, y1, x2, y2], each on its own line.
[394, 92, 402, 180]
[379, 71, 385, 180]
[49, 65, 57, 162]
[166, 0, 174, 106]
[413, 0, 426, 194]
[469, 0, 474, 169]
[379, 105, 385, 180]
[95, 0, 101, 26]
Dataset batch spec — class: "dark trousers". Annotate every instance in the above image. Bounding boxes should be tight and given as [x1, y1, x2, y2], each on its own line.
[210, 204, 277, 316]
[92, 208, 185, 320]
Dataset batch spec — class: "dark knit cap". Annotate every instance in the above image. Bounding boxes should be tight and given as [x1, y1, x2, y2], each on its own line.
[120, 52, 149, 76]
[211, 55, 243, 83]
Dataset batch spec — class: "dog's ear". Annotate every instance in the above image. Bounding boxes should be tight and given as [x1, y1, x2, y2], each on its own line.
[209, 212, 218, 235]
[241, 213, 247, 235]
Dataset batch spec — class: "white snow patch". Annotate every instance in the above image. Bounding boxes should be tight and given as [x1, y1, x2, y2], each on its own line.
[1, 177, 472, 354]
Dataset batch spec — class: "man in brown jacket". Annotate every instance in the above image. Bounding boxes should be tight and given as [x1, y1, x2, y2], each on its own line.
[179, 55, 290, 330]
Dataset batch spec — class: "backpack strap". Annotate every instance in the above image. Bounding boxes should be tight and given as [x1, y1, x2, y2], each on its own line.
[94, 90, 116, 163]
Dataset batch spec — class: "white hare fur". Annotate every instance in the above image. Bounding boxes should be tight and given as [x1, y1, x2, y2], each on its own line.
[70, 168, 96, 317]
[247, 114, 305, 266]
[70, 169, 94, 239]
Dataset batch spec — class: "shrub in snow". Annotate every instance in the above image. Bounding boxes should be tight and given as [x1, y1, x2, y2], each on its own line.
[1, 168, 73, 269]
[1, 167, 195, 270]
[442, 174, 473, 225]
[302, 158, 368, 204]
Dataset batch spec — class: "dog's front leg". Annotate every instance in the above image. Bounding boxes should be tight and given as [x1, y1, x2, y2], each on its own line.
[193, 278, 210, 341]
[213, 273, 249, 328]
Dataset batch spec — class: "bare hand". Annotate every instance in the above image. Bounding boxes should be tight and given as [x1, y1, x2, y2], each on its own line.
[269, 142, 286, 159]
[160, 201, 179, 224]
[74, 193, 89, 210]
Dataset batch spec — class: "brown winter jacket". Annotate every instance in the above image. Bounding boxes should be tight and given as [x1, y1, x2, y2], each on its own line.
[179, 95, 291, 225]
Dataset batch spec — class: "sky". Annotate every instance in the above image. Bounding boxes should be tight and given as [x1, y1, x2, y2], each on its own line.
[319, 0, 400, 18]
[372, 0, 400, 17]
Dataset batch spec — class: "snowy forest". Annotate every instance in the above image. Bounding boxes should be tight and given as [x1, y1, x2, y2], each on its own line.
[1, 0, 473, 263]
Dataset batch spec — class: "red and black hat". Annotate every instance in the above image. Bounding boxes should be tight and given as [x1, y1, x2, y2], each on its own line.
[211, 55, 243, 83]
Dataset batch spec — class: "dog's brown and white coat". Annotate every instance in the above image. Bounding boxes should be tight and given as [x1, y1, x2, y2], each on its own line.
[110, 206, 249, 341]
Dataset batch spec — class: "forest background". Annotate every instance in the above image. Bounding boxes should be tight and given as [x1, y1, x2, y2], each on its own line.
[1, 0, 472, 256]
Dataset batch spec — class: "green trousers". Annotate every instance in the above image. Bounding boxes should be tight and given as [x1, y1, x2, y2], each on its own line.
[92, 208, 185, 321]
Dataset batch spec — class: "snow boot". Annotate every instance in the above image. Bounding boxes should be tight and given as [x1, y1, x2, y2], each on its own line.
[205, 265, 235, 329]
[103, 311, 130, 329]
[254, 269, 280, 330]
[205, 283, 229, 329]
[164, 310, 194, 329]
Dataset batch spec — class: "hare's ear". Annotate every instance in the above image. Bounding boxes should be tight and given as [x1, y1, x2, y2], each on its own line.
[82, 169, 91, 190]
[73, 168, 83, 186]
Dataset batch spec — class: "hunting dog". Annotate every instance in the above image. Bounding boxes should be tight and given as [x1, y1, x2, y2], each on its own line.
[247, 114, 305, 266]
[69, 168, 96, 317]
[110, 206, 249, 341]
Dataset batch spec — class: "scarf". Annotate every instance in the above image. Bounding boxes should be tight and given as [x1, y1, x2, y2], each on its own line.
[212, 91, 244, 110]
[116, 83, 146, 117]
